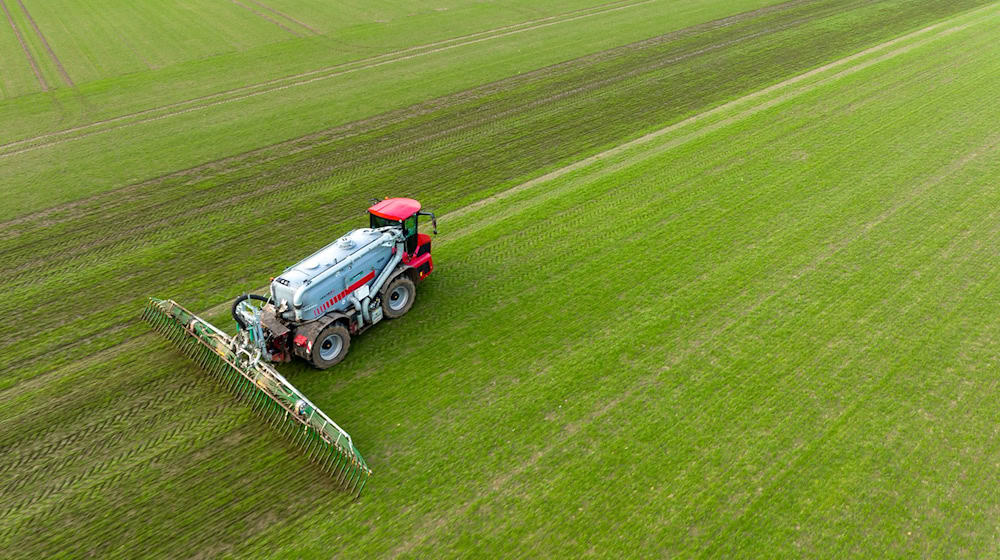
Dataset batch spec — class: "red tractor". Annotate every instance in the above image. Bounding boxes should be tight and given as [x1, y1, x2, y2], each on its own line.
[230, 198, 438, 368]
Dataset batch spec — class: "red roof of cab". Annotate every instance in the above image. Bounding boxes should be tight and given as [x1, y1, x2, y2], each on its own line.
[368, 197, 421, 221]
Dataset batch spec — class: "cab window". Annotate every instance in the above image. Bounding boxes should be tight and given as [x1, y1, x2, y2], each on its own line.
[403, 215, 418, 238]
[370, 214, 397, 229]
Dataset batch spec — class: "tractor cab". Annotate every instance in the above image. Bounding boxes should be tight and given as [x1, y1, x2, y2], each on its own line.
[368, 197, 437, 279]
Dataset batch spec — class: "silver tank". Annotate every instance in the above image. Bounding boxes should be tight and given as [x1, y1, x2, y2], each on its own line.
[270, 227, 398, 321]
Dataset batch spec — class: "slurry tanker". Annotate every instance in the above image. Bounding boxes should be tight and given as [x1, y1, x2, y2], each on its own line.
[144, 198, 437, 496]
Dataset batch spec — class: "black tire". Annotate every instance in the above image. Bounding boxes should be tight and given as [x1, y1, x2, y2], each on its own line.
[310, 323, 351, 369]
[382, 275, 416, 319]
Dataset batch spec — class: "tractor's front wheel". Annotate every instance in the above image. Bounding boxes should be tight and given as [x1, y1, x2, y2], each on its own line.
[310, 323, 351, 369]
[383, 275, 415, 319]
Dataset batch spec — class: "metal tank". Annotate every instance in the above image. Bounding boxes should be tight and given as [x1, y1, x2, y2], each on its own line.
[270, 227, 400, 321]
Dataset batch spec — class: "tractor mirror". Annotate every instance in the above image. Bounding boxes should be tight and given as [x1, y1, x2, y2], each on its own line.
[418, 210, 438, 235]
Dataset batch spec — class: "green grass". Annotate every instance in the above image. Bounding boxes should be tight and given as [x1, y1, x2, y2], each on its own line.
[21, 0, 295, 82]
[0, 0, 677, 136]
[2, 0, 1000, 558]
[0, 0, 988, 388]
[0, 0, 45, 97]
[282, 12, 1000, 556]
[0, 0, 782, 216]
[2, 0, 636, 98]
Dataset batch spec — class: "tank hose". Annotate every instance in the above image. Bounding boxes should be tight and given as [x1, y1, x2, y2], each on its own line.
[232, 294, 270, 330]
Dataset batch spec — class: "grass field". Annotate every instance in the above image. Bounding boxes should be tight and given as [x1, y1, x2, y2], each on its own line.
[0, 0, 789, 216]
[3, 0, 1000, 558]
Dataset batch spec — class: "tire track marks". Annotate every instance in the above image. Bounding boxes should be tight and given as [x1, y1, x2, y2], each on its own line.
[0, 0, 976, 386]
[15, 0, 72, 87]
[0, 0, 814, 235]
[385, 10, 1000, 553]
[0, 0, 851, 271]
[230, 0, 302, 37]
[444, 3, 994, 226]
[246, 0, 321, 35]
[0, 409, 248, 527]
[5, 2, 832, 278]
[1, 11, 814, 278]
[0, 0, 46, 91]
[0, 0, 656, 158]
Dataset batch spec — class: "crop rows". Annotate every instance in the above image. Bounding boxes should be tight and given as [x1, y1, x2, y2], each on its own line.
[353, 26, 1000, 555]
[1, 0, 984, 386]
[245, 12, 1000, 554]
[0, 0, 651, 156]
[2, 1, 998, 557]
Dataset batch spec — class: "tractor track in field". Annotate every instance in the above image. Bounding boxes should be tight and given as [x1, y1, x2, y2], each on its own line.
[0, 0, 950, 284]
[0, 0, 816, 235]
[0, 0, 979, 388]
[442, 7, 991, 228]
[391, 70, 1000, 558]
[0, 0, 658, 159]
[3, 3, 996, 554]
[0, 375, 203, 478]
[0, 409, 250, 526]
[0, 0, 47, 91]
[246, 0, 321, 35]
[230, 0, 302, 37]
[0, 0, 858, 275]
[15, 0, 73, 87]
[1, 0, 977, 398]
[0, 13, 817, 282]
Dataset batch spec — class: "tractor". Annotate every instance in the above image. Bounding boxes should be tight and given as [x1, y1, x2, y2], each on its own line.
[232, 197, 437, 368]
[143, 197, 438, 494]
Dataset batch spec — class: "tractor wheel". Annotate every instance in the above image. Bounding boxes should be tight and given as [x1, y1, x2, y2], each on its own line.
[310, 323, 351, 369]
[382, 275, 415, 319]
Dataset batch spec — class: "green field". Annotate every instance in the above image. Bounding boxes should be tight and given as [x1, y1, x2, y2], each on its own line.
[3, 0, 1000, 557]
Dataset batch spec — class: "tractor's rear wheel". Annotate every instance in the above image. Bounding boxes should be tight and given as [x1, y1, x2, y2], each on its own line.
[383, 275, 415, 319]
[311, 323, 350, 369]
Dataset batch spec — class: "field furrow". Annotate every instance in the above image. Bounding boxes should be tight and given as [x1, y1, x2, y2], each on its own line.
[0, 0, 984, 386]
[0, 0, 658, 155]
[3, 1, 999, 558]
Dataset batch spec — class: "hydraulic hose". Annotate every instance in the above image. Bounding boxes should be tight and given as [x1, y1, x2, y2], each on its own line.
[232, 294, 270, 330]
